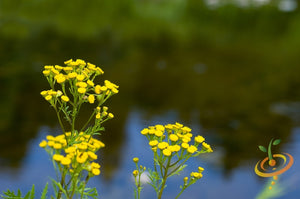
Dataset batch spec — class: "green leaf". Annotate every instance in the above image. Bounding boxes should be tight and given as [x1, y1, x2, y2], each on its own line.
[273, 139, 281, 145]
[29, 184, 35, 199]
[169, 165, 187, 177]
[51, 179, 67, 198]
[41, 183, 48, 199]
[258, 145, 267, 152]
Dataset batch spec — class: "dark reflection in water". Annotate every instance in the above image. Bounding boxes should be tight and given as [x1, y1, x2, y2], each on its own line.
[1, 0, 300, 197]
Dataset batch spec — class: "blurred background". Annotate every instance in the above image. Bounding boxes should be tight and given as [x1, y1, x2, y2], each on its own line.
[0, 0, 300, 198]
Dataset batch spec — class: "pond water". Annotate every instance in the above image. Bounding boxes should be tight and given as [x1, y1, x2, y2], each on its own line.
[0, 109, 299, 198]
[1, 1, 300, 198]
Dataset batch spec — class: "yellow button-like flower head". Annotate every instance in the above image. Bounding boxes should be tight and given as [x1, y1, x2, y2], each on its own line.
[68, 72, 77, 79]
[141, 128, 149, 135]
[61, 95, 70, 102]
[45, 95, 52, 101]
[87, 80, 94, 86]
[108, 113, 114, 119]
[39, 140, 47, 148]
[163, 149, 172, 156]
[155, 130, 163, 137]
[149, 140, 159, 147]
[181, 143, 189, 149]
[55, 74, 66, 84]
[158, 142, 169, 150]
[77, 74, 85, 81]
[92, 168, 101, 175]
[133, 157, 139, 163]
[187, 145, 197, 154]
[88, 151, 97, 160]
[88, 95, 95, 104]
[96, 113, 101, 119]
[169, 134, 178, 142]
[78, 87, 86, 94]
[53, 143, 62, 149]
[61, 157, 71, 165]
[53, 154, 63, 162]
[195, 135, 205, 143]
[76, 82, 87, 88]
[95, 85, 101, 94]
[132, 170, 138, 177]
[76, 152, 88, 164]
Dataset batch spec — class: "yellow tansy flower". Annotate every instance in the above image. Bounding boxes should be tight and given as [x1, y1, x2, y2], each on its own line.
[77, 74, 85, 81]
[91, 162, 101, 169]
[64, 59, 73, 65]
[88, 95, 95, 104]
[149, 140, 159, 147]
[53, 143, 62, 149]
[198, 167, 204, 173]
[53, 154, 63, 162]
[158, 142, 169, 150]
[141, 128, 149, 135]
[54, 74, 66, 84]
[43, 70, 50, 76]
[169, 134, 178, 142]
[68, 72, 77, 78]
[187, 145, 197, 154]
[181, 143, 189, 149]
[95, 85, 101, 94]
[47, 141, 55, 147]
[39, 140, 47, 148]
[195, 135, 205, 143]
[61, 157, 71, 165]
[96, 113, 101, 119]
[76, 152, 88, 163]
[76, 82, 87, 88]
[155, 130, 163, 137]
[45, 95, 52, 101]
[87, 80, 94, 86]
[78, 87, 86, 94]
[88, 151, 97, 160]
[132, 170, 138, 177]
[92, 168, 100, 175]
[155, 124, 165, 132]
[61, 95, 70, 102]
[133, 157, 139, 163]
[163, 149, 172, 156]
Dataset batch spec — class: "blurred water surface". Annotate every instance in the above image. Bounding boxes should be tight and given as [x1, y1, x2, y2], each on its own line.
[1, 0, 300, 198]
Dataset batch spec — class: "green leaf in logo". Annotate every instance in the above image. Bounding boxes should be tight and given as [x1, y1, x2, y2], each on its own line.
[272, 139, 281, 145]
[258, 145, 267, 152]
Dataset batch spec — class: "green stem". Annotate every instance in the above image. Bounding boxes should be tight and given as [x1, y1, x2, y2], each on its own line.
[268, 138, 274, 160]
[175, 186, 186, 199]
[80, 176, 90, 199]
[158, 157, 171, 199]
[54, 107, 66, 135]
[57, 168, 67, 199]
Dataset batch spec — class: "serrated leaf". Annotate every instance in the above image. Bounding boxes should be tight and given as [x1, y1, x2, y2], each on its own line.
[273, 139, 281, 145]
[17, 189, 22, 197]
[29, 184, 35, 199]
[41, 183, 48, 199]
[169, 165, 187, 177]
[258, 145, 267, 152]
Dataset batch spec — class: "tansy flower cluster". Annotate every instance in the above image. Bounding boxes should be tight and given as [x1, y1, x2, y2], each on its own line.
[134, 123, 213, 199]
[40, 132, 104, 176]
[141, 122, 213, 158]
[40, 58, 119, 109]
[38, 59, 118, 198]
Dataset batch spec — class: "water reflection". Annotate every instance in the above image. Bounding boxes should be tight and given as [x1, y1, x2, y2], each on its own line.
[0, 111, 299, 198]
